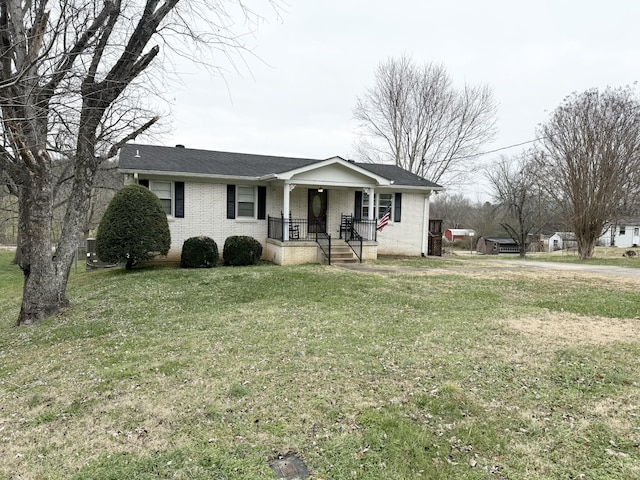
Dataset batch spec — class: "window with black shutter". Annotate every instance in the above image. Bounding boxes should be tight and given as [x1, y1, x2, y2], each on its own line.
[174, 182, 185, 218]
[227, 184, 236, 219]
[394, 192, 402, 222]
[257, 186, 266, 220]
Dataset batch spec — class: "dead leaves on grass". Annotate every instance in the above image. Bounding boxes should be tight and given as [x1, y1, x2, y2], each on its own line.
[507, 311, 640, 348]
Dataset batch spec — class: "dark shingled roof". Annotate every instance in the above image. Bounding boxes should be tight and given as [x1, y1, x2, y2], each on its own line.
[118, 143, 442, 189]
[481, 237, 518, 244]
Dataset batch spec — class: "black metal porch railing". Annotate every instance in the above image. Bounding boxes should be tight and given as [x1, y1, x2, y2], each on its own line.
[352, 219, 377, 242]
[341, 217, 376, 263]
[268, 215, 312, 241]
[315, 232, 331, 264]
[268, 215, 378, 243]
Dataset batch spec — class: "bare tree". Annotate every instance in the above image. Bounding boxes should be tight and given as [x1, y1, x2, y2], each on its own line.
[486, 152, 556, 257]
[537, 87, 640, 260]
[430, 193, 475, 231]
[0, 0, 279, 325]
[353, 55, 497, 185]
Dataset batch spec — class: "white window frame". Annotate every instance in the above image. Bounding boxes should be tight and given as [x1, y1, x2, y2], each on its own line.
[362, 192, 393, 220]
[150, 180, 173, 216]
[236, 185, 257, 218]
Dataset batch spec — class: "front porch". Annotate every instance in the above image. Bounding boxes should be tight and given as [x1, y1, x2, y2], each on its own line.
[265, 214, 378, 265]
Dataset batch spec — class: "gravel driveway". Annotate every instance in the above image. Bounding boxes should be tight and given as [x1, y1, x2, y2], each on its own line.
[482, 258, 640, 278]
[337, 257, 640, 280]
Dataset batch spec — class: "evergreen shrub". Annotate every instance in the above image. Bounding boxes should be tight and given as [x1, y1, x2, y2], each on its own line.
[223, 236, 263, 266]
[96, 184, 171, 270]
[181, 236, 219, 268]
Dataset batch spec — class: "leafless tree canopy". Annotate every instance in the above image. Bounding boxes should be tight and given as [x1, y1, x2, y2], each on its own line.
[430, 193, 474, 231]
[486, 152, 556, 257]
[353, 55, 497, 185]
[0, 0, 279, 325]
[537, 86, 640, 259]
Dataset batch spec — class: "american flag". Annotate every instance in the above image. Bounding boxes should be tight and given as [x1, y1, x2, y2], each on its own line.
[376, 205, 391, 232]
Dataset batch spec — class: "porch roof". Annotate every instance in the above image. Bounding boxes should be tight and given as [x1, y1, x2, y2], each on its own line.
[118, 143, 442, 190]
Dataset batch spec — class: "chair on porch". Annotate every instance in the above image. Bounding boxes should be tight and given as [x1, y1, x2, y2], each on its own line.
[339, 214, 352, 240]
[285, 211, 300, 239]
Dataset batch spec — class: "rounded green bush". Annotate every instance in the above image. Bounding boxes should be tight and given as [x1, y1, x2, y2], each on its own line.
[96, 183, 171, 270]
[181, 236, 219, 268]
[222, 235, 263, 266]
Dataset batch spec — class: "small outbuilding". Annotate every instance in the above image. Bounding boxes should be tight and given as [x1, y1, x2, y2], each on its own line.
[444, 228, 476, 242]
[476, 236, 519, 255]
[548, 232, 577, 252]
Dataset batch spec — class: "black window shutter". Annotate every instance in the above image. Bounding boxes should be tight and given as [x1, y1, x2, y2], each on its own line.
[257, 186, 266, 220]
[354, 191, 362, 220]
[227, 184, 236, 219]
[394, 192, 402, 222]
[139, 179, 149, 188]
[174, 181, 185, 218]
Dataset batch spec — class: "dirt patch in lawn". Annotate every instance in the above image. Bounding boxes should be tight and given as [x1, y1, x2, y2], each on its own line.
[507, 311, 640, 347]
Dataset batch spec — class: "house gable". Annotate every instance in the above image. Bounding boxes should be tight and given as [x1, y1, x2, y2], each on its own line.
[282, 160, 391, 188]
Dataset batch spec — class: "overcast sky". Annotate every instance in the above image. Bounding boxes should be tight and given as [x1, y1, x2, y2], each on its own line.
[156, 1, 640, 200]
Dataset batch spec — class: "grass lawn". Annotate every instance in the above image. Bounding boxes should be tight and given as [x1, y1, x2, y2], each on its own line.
[0, 251, 639, 479]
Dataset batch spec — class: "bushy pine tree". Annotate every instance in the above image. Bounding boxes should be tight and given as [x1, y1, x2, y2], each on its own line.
[96, 184, 170, 269]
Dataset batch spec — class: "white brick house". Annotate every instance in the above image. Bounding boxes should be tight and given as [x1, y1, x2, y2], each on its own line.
[118, 144, 443, 264]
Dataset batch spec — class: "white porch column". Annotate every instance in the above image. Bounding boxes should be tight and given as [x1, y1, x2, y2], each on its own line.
[366, 187, 375, 221]
[283, 182, 294, 241]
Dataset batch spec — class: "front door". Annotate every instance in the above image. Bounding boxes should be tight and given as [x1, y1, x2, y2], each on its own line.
[308, 189, 327, 233]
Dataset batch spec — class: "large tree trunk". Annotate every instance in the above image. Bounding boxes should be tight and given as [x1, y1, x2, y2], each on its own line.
[576, 230, 596, 260]
[16, 163, 70, 325]
[12, 229, 22, 265]
[519, 241, 527, 258]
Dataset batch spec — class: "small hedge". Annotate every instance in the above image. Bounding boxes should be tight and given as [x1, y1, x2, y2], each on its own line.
[223, 236, 263, 266]
[181, 236, 219, 268]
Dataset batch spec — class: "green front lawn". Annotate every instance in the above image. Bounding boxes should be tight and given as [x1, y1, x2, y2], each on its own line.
[1, 252, 639, 479]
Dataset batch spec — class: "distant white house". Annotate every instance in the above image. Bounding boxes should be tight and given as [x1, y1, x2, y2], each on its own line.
[601, 217, 640, 248]
[551, 218, 640, 251]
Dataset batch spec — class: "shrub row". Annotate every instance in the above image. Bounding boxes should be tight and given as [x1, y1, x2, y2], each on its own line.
[180, 235, 263, 268]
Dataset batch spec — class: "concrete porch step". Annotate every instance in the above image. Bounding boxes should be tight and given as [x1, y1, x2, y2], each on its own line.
[330, 241, 358, 263]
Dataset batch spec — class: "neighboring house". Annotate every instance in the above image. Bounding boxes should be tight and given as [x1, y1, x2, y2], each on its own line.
[117, 144, 443, 265]
[548, 232, 578, 252]
[475, 237, 519, 255]
[603, 217, 640, 248]
[444, 228, 476, 242]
